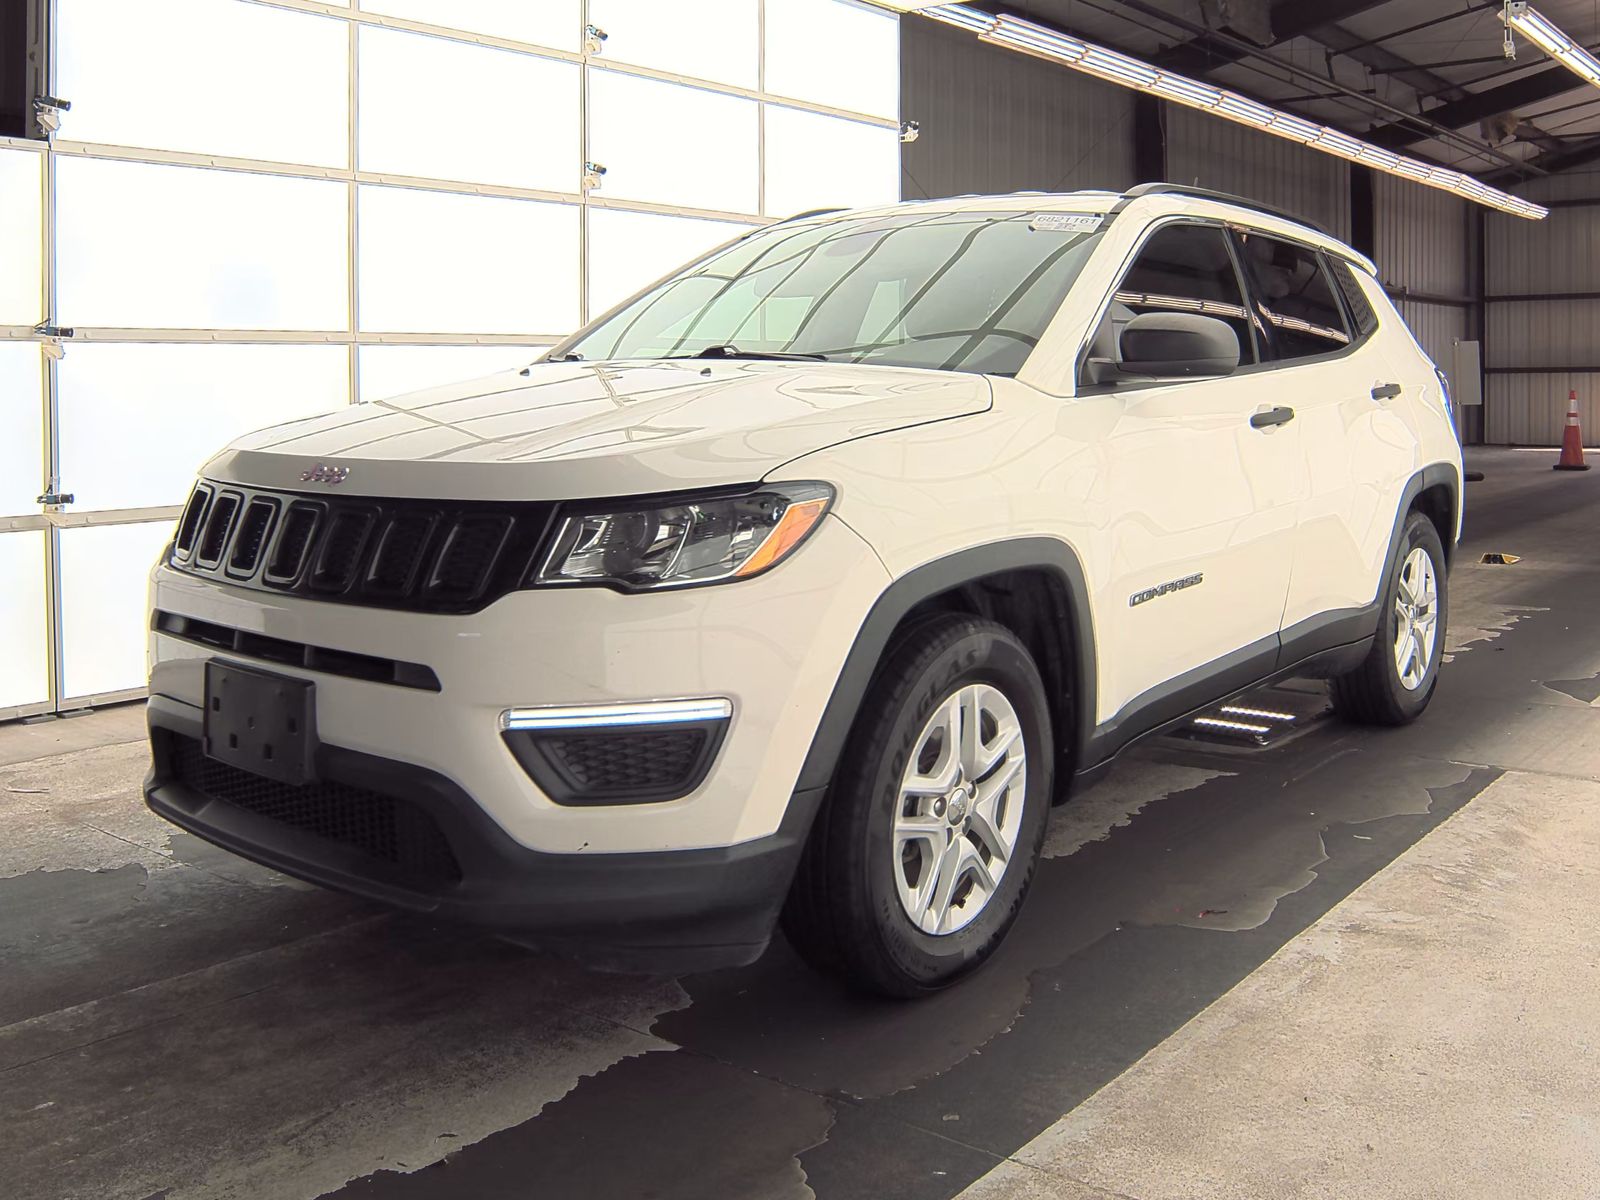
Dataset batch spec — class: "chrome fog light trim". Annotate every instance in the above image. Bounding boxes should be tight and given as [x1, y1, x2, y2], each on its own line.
[499, 698, 733, 731]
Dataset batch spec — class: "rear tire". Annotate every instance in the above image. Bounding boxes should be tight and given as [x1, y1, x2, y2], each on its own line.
[1330, 511, 1447, 726]
[783, 615, 1053, 997]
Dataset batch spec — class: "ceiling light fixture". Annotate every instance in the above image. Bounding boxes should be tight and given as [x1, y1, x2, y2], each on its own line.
[1502, 2, 1600, 86]
[901, 4, 1546, 219]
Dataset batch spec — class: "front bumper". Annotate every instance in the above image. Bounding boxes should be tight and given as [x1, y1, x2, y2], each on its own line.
[146, 514, 888, 855]
[145, 693, 824, 971]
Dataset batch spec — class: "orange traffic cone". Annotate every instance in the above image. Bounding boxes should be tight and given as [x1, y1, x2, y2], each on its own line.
[1555, 389, 1590, 471]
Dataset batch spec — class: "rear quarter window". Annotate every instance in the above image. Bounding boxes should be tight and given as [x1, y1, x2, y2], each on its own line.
[1328, 258, 1380, 339]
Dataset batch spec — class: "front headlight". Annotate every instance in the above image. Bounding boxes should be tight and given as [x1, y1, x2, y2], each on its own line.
[534, 482, 833, 591]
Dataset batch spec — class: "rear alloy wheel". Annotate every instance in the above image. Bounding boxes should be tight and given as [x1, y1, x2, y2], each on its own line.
[783, 615, 1053, 997]
[1392, 546, 1440, 692]
[1330, 510, 1448, 725]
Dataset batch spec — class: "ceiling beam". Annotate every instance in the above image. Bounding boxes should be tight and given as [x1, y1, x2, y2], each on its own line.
[1307, 21, 1468, 100]
[1044, 0, 1543, 173]
[1150, 0, 1400, 77]
[1483, 131, 1600, 181]
[1304, 19, 1569, 168]
[1368, 61, 1594, 149]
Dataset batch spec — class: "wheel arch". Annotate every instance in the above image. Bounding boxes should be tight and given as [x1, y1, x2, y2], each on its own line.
[1408, 463, 1460, 568]
[793, 539, 1097, 800]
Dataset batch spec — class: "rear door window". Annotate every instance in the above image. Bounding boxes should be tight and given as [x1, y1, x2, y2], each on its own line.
[1234, 231, 1352, 362]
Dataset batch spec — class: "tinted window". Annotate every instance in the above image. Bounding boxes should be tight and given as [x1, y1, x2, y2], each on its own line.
[1328, 257, 1379, 338]
[1085, 223, 1256, 382]
[1235, 232, 1351, 361]
[561, 210, 1105, 376]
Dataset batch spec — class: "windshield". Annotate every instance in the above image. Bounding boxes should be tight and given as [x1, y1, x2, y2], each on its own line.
[559, 209, 1106, 376]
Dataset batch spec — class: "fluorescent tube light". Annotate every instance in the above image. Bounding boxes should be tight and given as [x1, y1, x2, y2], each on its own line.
[1216, 93, 1274, 126]
[1152, 74, 1222, 106]
[1081, 45, 1159, 87]
[1503, 2, 1600, 86]
[916, 4, 1547, 219]
[1267, 112, 1323, 143]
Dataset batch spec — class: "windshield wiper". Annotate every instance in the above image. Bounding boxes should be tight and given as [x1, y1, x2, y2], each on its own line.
[668, 344, 828, 362]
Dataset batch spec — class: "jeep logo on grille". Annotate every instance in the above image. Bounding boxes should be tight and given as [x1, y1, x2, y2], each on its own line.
[300, 463, 350, 486]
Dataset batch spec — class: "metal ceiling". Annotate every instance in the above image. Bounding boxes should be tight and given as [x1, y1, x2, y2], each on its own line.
[982, 0, 1600, 182]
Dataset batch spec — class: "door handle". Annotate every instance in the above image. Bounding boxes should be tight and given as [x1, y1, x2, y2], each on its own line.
[1250, 406, 1296, 429]
[1371, 382, 1402, 400]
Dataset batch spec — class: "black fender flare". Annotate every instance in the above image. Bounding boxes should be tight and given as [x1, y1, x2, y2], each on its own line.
[1404, 460, 1461, 568]
[793, 537, 1098, 794]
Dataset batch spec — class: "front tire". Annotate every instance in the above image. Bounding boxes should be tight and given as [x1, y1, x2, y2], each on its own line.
[1330, 510, 1448, 726]
[783, 615, 1054, 997]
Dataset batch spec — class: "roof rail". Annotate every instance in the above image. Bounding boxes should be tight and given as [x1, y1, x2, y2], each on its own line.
[1113, 183, 1329, 236]
[778, 206, 847, 224]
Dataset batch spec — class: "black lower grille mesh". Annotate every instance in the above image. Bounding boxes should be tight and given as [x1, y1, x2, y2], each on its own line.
[170, 736, 461, 886]
[546, 730, 709, 791]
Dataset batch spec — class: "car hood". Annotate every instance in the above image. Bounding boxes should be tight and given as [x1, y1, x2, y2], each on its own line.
[206, 360, 992, 501]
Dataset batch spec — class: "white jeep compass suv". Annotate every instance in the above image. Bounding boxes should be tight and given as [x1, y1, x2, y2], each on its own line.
[145, 183, 1460, 996]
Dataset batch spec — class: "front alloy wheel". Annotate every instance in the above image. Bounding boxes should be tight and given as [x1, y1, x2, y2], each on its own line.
[783, 614, 1053, 997]
[893, 684, 1027, 936]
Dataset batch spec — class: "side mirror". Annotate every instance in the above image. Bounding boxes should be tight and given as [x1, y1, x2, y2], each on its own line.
[1118, 313, 1240, 379]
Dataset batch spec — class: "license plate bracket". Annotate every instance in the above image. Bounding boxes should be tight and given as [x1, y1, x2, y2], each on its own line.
[203, 660, 318, 786]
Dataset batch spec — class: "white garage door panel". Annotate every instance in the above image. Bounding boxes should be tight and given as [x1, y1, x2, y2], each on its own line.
[358, 186, 579, 335]
[0, 147, 42, 325]
[589, 0, 759, 89]
[56, 158, 349, 331]
[765, 105, 900, 216]
[56, 0, 349, 168]
[587, 208, 754, 318]
[764, 0, 899, 120]
[358, 345, 542, 402]
[0, 344, 43, 518]
[360, 0, 580, 51]
[14, 0, 900, 718]
[588, 71, 759, 214]
[0, 532, 49, 712]
[58, 344, 350, 512]
[60, 522, 175, 701]
[359, 27, 580, 191]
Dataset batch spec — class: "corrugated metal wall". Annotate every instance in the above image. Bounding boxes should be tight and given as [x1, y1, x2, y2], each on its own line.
[1484, 170, 1600, 444]
[1371, 174, 1474, 440]
[1373, 173, 1470, 298]
[1163, 104, 1350, 240]
[900, 18, 1134, 198]
[1485, 373, 1600, 444]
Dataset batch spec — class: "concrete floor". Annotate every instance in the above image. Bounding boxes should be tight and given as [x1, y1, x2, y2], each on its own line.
[2, 446, 1597, 1200]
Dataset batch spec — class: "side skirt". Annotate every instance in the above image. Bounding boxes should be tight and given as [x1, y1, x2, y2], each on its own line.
[1070, 612, 1379, 793]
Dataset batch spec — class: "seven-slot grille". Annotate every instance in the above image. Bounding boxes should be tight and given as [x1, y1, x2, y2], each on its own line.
[170, 482, 555, 614]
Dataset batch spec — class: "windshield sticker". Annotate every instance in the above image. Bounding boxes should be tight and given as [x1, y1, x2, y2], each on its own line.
[1029, 213, 1103, 233]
